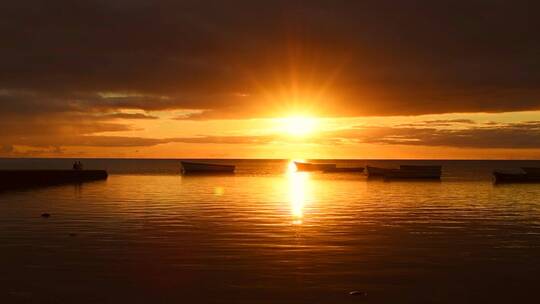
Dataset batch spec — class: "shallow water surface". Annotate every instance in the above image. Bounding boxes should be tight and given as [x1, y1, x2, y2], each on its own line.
[1, 160, 540, 303]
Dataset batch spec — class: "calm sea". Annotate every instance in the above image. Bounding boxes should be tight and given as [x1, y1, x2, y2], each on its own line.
[1, 159, 540, 303]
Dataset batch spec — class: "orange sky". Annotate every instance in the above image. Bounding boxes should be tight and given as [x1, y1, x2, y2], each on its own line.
[8, 110, 540, 159]
[2, 1, 540, 159]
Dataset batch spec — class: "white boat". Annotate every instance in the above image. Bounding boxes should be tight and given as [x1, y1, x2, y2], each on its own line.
[181, 161, 235, 174]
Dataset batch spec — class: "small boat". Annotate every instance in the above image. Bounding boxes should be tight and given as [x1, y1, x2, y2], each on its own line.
[294, 162, 336, 172]
[181, 161, 235, 174]
[322, 167, 365, 173]
[494, 169, 540, 183]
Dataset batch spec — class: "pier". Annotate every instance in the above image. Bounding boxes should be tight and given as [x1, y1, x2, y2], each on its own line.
[0, 170, 108, 191]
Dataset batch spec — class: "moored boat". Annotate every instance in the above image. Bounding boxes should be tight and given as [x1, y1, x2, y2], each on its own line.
[294, 162, 336, 172]
[494, 169, 540, 183]
[181, 161, 235, 174]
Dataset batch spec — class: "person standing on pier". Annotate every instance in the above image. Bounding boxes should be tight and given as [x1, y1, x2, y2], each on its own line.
[72, 161, 83, 170]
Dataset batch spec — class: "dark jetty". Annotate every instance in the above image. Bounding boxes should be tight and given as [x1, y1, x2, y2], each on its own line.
[0, 170, 108, 191]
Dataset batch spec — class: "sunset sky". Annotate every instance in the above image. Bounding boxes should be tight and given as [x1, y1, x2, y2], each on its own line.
[1, 0, 540, 159]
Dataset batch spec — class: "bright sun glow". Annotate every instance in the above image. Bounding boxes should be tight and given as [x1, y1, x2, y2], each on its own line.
[278, 116, 318, 137]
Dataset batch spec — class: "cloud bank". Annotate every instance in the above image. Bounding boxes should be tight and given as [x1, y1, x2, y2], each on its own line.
[1, 1, 540, 154]
[2, 0, 540, 119]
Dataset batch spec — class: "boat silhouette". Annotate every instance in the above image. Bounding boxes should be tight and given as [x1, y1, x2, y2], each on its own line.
[181, 161, 235, 174]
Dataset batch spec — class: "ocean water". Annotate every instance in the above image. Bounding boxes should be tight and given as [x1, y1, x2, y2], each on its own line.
[1, 159, 540, 303]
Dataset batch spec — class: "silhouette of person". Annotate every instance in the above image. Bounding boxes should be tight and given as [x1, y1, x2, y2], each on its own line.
[73, 161, 83, 170]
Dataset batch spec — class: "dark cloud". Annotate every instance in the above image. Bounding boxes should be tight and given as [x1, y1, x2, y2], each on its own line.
[1, 0, 539, 120]
[3, 119, 540, 153]
[3, 135, 165, 150]
[103, 113, 158, 120]
[1, 145, 14, 154]
[63, 136, 165, 147]
[336, 121, 540, 149]
[397, 119, 476, 127]
[147, 121, 540, 149]
[0, 110, 149, 151]
[2, 0, 540, 154]
[0, 115, 131, 138]
[169, 135, 275, 145]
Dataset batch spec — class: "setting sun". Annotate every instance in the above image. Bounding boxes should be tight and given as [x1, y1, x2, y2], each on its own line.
[277, 116, 318, 137]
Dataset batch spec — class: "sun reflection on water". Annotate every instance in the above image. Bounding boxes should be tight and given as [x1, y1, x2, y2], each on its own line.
[287, 160, 312, 225]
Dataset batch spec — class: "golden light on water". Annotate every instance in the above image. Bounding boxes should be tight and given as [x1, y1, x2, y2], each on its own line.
[214, 187, 225, 196]
[287, 160, 299, 172]
[287, 160, 312, 225]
